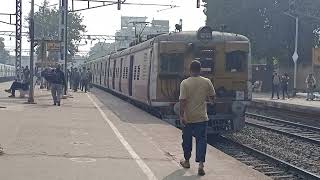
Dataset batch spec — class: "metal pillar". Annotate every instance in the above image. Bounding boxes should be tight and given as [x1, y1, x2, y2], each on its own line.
[292, 17, 299, 96]
[60, 0, 68, 95]
[28, 0, 35, 103]
[15, 0, 22, 80]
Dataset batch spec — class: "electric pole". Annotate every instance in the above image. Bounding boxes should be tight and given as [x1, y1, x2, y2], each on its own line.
[28, 0, 35, 103]
[60, 0, 68, 95]
[15, 0, 22, 80]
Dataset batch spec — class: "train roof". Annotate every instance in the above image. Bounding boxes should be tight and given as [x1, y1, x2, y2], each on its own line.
[87, 31, 249, 62]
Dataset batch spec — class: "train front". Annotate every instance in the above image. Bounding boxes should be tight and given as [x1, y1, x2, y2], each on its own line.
[156, 27, 251, 134]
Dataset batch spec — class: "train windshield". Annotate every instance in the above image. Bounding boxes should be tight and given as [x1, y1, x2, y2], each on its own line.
[194, 49, 215, 74]
[159, 53, 184, 74]
[225, 50, 247, 72]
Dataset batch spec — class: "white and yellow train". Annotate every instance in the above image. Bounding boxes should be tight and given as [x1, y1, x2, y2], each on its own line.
[85, 27, 251, 134]
[0, 63, 15, 81]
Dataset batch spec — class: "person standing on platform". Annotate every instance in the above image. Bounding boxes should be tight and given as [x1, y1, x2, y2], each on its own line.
[72, 68, 80, 92]
[80, 67, 87, 91]
[281, 73, 290, 99]
[83, 68, 93, 93]
[271, 72, 280, 99]
[306, 73, 316, 101]
[179, 60, 215, 176]
[50, 66, 66, 106]
[69, 68, 73, 89]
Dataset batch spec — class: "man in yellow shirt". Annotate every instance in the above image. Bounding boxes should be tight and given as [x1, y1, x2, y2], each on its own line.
[179, 60, 215, 176]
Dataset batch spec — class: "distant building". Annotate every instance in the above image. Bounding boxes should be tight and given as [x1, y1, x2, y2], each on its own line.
[114, 16, 169, 50]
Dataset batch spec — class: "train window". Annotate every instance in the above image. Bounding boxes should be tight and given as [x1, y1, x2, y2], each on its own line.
[225, 50, 247, 72]
[133, 66, 137, 80]
[194, 49, 215, 74]
[137, 65, 140, 80]
[159, 53, 184, 74]
[126, 67, 128, 79]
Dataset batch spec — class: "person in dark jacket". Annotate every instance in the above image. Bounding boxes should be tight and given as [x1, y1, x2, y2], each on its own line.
[72, 68, 81, 92]
[45, 66, 66, 106]
[281, 73, 290, 99]
[4, 80, 29, 98]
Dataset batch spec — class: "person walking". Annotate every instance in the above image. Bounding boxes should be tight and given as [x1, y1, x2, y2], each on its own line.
[179, 60, 215, 176]
[281, 73, 290, 99]
[306, 73, 316, 101]
[271, 72, 280, 99]
[50, 66, 66, 106]
[72, 68, 80, 92]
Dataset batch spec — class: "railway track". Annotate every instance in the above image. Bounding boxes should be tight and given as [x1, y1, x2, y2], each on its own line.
[210, 136, 320, 180]
[245, 112, 320, 145]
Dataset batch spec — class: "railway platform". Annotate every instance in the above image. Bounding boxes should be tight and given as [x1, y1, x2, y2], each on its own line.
[0, 81, 269, 180]
[251, 92, 320, 115]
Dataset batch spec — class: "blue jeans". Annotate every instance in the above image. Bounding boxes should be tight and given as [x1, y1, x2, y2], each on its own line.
[182, 121, 208, 162]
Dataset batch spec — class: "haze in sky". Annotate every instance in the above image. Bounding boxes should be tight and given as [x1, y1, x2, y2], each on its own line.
[0, 0, 206, 56]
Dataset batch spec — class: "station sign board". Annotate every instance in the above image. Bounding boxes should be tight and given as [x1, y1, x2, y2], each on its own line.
[313, 48, 320, 66]
[47, 42, 60, 51]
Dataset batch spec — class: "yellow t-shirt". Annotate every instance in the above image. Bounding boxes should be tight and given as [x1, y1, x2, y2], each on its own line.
[179, 76, 215, 123]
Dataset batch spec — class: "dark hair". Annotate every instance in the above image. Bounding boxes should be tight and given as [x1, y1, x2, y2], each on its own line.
[190, 60, 201, 73]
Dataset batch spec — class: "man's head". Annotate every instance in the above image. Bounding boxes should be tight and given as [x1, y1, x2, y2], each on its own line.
[56, 65, 61, 71]
[87, 68, 90, 71]
[25, 66, 29, 69]
[190, 60, 201, 76]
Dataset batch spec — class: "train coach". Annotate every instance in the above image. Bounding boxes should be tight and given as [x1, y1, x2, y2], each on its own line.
[0, 63, 15, 81]
[86, 26, 252, 134]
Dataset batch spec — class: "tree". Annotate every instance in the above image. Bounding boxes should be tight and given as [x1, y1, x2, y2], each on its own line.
[88, 42, 114, 60]
[204, 0, 320, 67]
[27, 0, 86, 61]
[0, 37, 10, 64]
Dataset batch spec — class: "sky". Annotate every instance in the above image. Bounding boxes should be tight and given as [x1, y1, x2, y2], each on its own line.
[0, 0, 206, 56]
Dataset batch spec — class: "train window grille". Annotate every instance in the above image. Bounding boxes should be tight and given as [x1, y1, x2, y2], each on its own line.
[133, 66, 137, 80]
[126, 67, 128, 79]
[159, 53, 184, 76]
[225, 50, 247, 72]
[137, 65, 140, 80]
[194, 49, 215, 74]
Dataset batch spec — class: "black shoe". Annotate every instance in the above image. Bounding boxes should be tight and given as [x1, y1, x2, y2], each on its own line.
[198, 168, 205, 176]
[4, 89, 11, 93]
[57, 102, 60, 106]
[8, 95, 15, 98]
[180, 160, 190, 169]
[53, 102, 56, 105]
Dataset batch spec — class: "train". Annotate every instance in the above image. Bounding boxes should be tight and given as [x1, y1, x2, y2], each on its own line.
[85, 27, 252, 134]
[0, 63, 15, 82]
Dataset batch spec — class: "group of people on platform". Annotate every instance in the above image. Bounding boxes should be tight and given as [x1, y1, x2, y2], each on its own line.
[68, 67, 92, 93]
[4, 65, 92, 106]
[271, 71, 317, 100]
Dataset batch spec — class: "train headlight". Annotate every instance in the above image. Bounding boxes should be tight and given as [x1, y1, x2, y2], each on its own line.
[232, 101, 245, 115]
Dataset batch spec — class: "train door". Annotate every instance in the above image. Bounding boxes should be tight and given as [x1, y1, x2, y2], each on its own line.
[112, 60, 116, 89]
[107, 59, 111, 88]
[119, 58, 123, 92]
[100, 62, 102, 85]
[104, 61, 107, 86]
[129, 56, 134, 96]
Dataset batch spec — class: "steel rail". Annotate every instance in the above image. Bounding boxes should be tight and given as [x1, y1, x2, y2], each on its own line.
[219, 136, 320, 180]
[245, 113, 320, 145]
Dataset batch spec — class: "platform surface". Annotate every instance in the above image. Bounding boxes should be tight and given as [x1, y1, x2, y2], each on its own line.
[252, 92, 320, 114]
[0, 82, 270, 180]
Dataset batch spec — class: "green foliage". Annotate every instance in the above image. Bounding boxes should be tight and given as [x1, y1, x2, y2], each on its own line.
[88, 42, 114, 61]
[0, 37, 10, 64]
[204, 0, 320, 67]
[27, 0, 86, 60]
